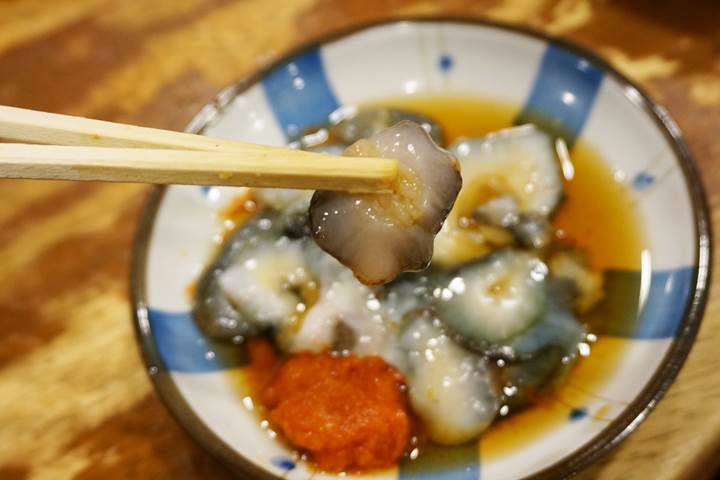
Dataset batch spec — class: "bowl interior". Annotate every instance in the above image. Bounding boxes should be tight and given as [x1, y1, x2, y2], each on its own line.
[133, 20, 708, 480]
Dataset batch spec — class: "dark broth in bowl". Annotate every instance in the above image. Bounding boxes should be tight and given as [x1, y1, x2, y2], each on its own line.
[200, 94, 644, 472]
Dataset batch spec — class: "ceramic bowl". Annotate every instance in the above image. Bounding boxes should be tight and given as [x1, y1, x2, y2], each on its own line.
[132, 19, 710, 480]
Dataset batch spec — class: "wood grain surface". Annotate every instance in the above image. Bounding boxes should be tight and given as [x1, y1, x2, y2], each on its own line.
[0, 1, 718, 479]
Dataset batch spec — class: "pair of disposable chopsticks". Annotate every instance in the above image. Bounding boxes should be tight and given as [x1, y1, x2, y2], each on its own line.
[0, 106, 398, 193]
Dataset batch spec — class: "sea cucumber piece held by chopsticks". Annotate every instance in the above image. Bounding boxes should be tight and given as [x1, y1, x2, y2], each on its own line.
[309, 121, 462, 285]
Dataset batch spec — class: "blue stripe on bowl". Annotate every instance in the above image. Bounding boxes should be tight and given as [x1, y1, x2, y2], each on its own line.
[148, 308, 245, 373]
[636, 266, 694, 339]
[583, 267, 693, 339]
[261, 47, 340, 140]
[516, 44, 604, 146]
[399, 442, 479, 480]
[149, 309, 219, 372]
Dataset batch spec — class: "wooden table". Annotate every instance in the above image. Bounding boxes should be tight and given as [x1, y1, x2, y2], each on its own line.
[0, 1, 718, 479]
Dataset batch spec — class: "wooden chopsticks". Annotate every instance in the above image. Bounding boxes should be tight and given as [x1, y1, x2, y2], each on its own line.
[0, 106, 398, 193]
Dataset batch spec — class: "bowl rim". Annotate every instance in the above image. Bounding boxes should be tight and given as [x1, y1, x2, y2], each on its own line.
[131, 16, 712, 480]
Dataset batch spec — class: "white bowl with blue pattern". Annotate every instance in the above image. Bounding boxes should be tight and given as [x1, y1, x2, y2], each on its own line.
[132, 19, 710, 480]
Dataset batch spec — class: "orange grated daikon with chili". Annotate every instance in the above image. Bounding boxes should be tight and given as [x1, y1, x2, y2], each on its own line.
[252, 345, 411, 473]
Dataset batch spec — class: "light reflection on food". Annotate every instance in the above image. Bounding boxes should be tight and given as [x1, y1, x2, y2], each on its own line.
[310, 121, 462, 285]
[192, 99, 642, 473]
